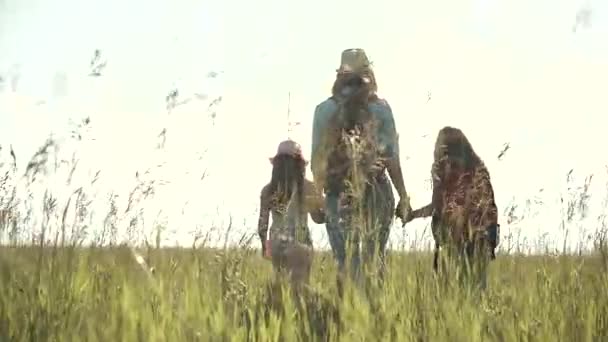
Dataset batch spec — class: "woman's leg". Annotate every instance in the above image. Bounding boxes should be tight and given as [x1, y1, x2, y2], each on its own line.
[362, 176, 395, 282]
[324, 194, 347, 273]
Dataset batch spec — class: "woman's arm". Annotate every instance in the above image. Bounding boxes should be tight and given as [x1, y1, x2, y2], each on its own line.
[311, 99, 338, 192]
[374, 100, 410, 202]
[470, 165, 499, 252]
[474, 167, 498, 229]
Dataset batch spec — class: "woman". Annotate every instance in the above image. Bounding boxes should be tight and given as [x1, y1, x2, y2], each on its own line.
[310, 48, 413, 281]
[257, 139, 326, 287]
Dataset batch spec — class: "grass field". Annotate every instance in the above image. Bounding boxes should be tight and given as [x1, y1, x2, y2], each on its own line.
[1, 115, 607, 341]
[1, 244, 607, 341]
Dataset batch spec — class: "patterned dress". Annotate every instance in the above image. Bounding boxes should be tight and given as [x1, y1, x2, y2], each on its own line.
[432, 161, 498, 253]
[257, 180, 325, 283]
[257, 180, 325, 248]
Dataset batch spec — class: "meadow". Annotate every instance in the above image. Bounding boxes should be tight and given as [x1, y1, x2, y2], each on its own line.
[0, 123, 607, 342]
[1, 80, 607, 341]
[1, 242, 607, 341]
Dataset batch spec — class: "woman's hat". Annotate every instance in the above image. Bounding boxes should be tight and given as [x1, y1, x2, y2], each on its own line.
[336, 48, 372, 74]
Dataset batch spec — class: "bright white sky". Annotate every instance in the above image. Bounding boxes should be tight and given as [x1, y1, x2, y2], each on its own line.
[0, 0, 607, 252]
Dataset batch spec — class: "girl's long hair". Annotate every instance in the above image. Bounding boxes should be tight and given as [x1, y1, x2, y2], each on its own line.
[432, 126, 482, 179]
[268, 154, 306, 215]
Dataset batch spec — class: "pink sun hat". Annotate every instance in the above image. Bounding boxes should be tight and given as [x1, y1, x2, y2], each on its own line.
[269, 139, 308, 164]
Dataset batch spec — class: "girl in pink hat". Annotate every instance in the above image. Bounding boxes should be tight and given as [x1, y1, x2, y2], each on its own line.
[257, 140, 326, 286]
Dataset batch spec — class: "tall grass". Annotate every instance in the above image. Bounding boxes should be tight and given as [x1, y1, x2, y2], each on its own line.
[2, 122, 606, 342]
[1, 135, 607, 341]
[1, 245, 607, 341]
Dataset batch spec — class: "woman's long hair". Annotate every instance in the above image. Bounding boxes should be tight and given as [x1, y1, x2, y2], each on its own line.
[324, 68, 381, 196]
[330, 68, 378, 133]
[331, 68, 378, 99]
[268, 154, 306, 215]
[432, 126, 482, 180]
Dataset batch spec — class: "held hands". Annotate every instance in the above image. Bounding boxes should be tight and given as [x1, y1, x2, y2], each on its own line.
[395, 196, 414, 227]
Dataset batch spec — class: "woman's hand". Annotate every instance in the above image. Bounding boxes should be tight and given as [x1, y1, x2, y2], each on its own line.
[395, 196, 413, 227]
